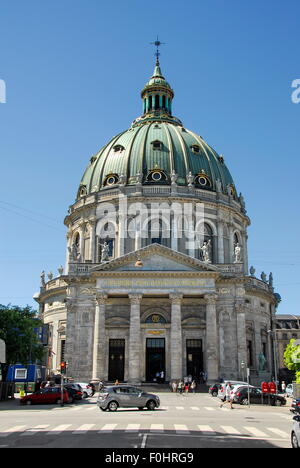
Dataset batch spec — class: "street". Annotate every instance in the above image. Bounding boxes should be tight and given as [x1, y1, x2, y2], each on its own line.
[0, 392, 293, 449]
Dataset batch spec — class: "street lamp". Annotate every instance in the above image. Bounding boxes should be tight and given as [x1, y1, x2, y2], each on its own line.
[267, 329, 278, 393]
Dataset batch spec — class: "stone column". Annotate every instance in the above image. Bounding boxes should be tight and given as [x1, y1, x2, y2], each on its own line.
[169, 293, 183, 380]
[128, 294, 142, 383]
[92, 293, 108, 380]
[204, 293, 219, 384]
[217, 219, 224, 263]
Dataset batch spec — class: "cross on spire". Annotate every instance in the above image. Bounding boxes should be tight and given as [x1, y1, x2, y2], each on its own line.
[150, 36, 165, 64]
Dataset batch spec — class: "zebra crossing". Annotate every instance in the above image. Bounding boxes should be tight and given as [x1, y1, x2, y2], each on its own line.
[0, 422, 290, 440]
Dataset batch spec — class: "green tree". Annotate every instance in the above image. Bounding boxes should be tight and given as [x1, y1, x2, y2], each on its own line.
[283, 339, 300, 383]
[0, 304, 45, 365]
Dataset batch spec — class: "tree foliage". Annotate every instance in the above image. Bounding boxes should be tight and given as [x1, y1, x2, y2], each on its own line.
[284, 339, 300, 383]
[0, 304, 45, 365]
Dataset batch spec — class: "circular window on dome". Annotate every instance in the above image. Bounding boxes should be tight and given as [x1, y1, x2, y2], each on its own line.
[104, 174, 120, 187]
[78, 185, 87, 198]
[195, 173, 211, 188]
[146, 169, 167, 184]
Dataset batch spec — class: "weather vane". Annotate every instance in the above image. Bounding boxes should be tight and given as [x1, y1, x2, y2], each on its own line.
[150, 36, 165, 63]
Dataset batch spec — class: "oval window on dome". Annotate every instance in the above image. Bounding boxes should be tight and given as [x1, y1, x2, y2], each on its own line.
[152, 171, 162, 181]
[103, 174, 119, 187]
[191, 144, 201, 154]
[113, 145, 125, 152]
[195, 174, 211, 188]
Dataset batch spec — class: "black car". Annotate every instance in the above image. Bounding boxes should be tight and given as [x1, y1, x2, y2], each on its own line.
[209, 383, 221, 397]
[64, 383, 83, 402]
[235, 386, 286, 406]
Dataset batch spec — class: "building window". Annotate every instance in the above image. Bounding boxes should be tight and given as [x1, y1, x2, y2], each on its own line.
[247, 340, 253, 367]
[190, 144, 201, 154]
[151, 140, 162, 150]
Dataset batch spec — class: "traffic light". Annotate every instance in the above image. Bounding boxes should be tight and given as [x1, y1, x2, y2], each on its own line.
[60, 361, 67, 375]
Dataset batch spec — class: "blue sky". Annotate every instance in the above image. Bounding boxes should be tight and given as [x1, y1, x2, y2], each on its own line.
[0, 0, 299, 314]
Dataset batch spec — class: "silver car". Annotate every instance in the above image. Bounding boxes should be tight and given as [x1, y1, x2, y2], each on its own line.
[97, 385, 160, 412]
[291, 414, 300, 448]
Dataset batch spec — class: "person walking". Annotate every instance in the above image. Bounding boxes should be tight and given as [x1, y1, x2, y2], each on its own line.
[281, 381, 286, 395]
[191, 380, 197, 394]
[220, 382, 234, 409]
[184, 381, 189, 394]
[177, 380, 183, 395]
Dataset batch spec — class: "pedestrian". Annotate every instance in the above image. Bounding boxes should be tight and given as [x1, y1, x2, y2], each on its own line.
[184, 381, 189, 394]
[281, 381, 286, 395]
[220, 382, 234, 409]
[191, 380, 197, 394]
[160, 370, 165, 383]
[177, 380, 183, 394]
[171, 381, 177, 393]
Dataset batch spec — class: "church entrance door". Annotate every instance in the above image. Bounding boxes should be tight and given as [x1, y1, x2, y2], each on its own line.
[108, 339, 125, 382]
[186, 339, 203, 380]
[146, 338, 165, 382]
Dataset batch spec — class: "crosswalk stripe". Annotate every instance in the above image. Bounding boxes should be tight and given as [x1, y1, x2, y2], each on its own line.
[125, 424, 140, 432]
[21, 425, 50, 436]
[0, 426, 26, 437]
[150, 424, 164, 432]
[47, 424, 72, 434]
[174, 424, 190, 434]
[175, 406, 184, 410]
[204, 407, 216, 411]
[98, 424, 117, 433]
[197, 425, 216, 434]
[190, 407, 199, 410]
[243, 426, 268, 438]
[220, 425, 241, 435]
[72, 424, 95, 434]
[267, 427, 289, 438]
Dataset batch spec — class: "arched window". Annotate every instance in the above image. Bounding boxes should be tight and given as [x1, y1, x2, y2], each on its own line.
[162, 95, 166, 109]
[98, 222, 115, 261]
[149, 95, 152, 110]
[196, 223, 214, 262]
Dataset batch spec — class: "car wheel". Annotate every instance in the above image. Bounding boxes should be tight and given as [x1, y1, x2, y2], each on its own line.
[275, 399, 282, 407]
[240, 398, 249, 406]
[147, 400, 156, 411]
[26, 400, 32, 406]
[56, 399, 62, 405]
[212, 391, 218, 397]
[107, 401, 118, 412]
[83, 392, 88, 399]
[291, 431, 299, 448]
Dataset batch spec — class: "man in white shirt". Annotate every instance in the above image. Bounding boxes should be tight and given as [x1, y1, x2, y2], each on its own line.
[220, 382, 234, 409]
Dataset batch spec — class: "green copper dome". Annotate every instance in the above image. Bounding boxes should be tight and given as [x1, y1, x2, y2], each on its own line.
[77, 60, 236, 200]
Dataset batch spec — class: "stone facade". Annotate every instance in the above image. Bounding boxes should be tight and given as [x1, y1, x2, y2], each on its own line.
[34, 57, 279, 386]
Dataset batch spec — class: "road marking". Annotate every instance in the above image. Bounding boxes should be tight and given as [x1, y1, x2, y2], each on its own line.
[98, 424, 117, 433]
[220, 425, 241, 435]
[204, 407, 216, 411]
[150, 424, 164, 433]
[141, 434, 147, 448]
[190, 406, 200, 410]
[21, 425, 50, 436]
[267, 427, 289, 438]
[47, 424, 72, 434]
[125, 424, 140, 432]
[175, 406, 184, 410]
[72, 424, 95, 434]
[174, 424, 190, 434]
[243, 426, 268, 438]
[0, 426, 26, 437]
[197, 425, 216, 434]
[161, 406, 169, 410]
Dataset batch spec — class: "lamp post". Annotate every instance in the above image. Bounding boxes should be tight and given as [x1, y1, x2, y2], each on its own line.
[268, 329, 278, 393]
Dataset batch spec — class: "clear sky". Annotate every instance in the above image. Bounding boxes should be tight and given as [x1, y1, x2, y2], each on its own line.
[0, 0, 299, 314]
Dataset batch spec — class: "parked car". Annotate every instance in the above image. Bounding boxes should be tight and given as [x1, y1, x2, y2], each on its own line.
[291, 414, 300, 448]
[64, 383, 83, 402]
[217, 381, 249, 401]
[75, 382, 93, 398]
[235, 386, 286, 406]
[209, 383, 221, 397]
[291, 398, 300, 413]
[20, 387, 69, 405]
[97, 385, 160, 412]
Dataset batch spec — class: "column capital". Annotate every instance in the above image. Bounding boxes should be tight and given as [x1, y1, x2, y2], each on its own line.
[95, 292, 108, 305]
[204, 293, 218, 305]
[169, 293, 183, 304]
[129, 293, 143, 304]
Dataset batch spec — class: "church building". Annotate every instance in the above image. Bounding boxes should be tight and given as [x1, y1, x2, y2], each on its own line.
[35, 51, 278, 385]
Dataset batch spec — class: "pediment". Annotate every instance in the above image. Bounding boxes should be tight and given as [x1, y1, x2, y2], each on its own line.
[90, 243, 220, 273]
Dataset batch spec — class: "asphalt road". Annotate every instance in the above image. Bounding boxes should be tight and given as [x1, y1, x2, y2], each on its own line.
[0, 392, 294, 449]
